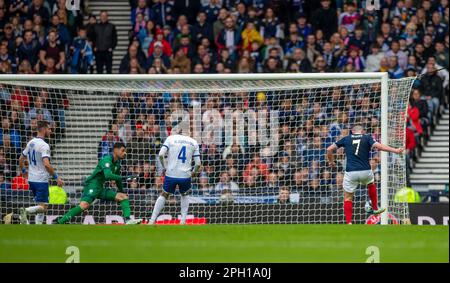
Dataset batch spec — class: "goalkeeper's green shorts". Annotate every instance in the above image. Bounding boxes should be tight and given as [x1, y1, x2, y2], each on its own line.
[80, 183, 117, 204]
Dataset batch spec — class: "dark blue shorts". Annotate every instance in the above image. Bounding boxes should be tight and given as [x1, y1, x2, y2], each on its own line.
[28, 182, 49, 203]
[163, 176, 191, 195]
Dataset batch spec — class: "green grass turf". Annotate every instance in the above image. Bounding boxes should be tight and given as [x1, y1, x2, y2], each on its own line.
[0, 225, 448, 263]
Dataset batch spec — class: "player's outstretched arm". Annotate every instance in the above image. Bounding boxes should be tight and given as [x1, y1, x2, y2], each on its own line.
[43, 158, 64, 186]
[192, 156, 201, 178]
[103, 167, 122, 182]
[19, 154, 27, 176]
[158, 146, 168, 175]
[326, 144, 338, 167]
[373, 143, 404, 154]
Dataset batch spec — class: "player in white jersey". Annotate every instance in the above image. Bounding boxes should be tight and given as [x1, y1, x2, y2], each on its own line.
[148, 127, 201, 225]
[18, 121, 64, 224]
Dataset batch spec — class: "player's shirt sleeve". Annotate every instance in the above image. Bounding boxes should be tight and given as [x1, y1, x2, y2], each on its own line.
[334, 137, 346, 148]
[115, 164, 124, 192]
[101, 156, 122, 182]
[193, 142, 201, 165]
[41, 143, 51, 160]
[193, 142, 200, 158]
[159, 138, 170, 156]
[367, 135, 379, 148]
[22, 143, 29, 157]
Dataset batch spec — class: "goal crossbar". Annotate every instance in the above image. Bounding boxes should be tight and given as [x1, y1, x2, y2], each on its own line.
[0, 73, 387, 81]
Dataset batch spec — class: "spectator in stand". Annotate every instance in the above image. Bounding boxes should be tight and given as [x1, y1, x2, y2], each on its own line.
[152, 0, 175, 28]
[434, 41, 449, 70]
[27, 0, 50, 25]
[385, 40, 408, 70]
[202, 0, 221, 24]
[25, 96, 53, 129]
[148, 28, 172, 57]
[131, 0, 152, 27]
[405, 124, 417, 174]
[284, 29, 302, 57]
[388, 56, 405, 79]
[127, 122, 152, 165]
[304, 34, 322, 65]
[213, 7, 228, 39]
[311, 0, 338, 41]
[364, 43, 385, 72]
[146, 41, 171, 71]
[69, 26, 94, 74]
[194, 171, 214, 195]
[216, 16, 242, 61]
[17, 29, 39, 70]
[338, 2, 360, 33]
[277, 186, 291, 204]
[420, 56, 449, 89]
[420, 61, 444, 115]
[137, 20, 155, 54]
[86, 13, 97, 43]
[241, 21, 263, 51]
[2, 132, 20, 175]
[407, 100, 424, 138]
[38, 29, 65, 73]
[214, 171, 239, 194]
[98, 124, 120, 159]
[0, 145, 12, 178]
[286, 47, 311, 73]
[0, 22, 15, 52]
[171, 47, 191, 74]
[431, 11, 448, 42]
[422, 34, 436, 61]
[93, 11, 117, 74]
[294, 12, 310, 40]
[0, 171, 11, 190]
[410, 88, 430, 136]
[337, 46, 365, 72]
[0, 117, 21, 149]
[49, 14, 71, 47]
[173, 0, 201, 24]
[0, 42, 16, 72]
[175, 33, 196, 59]
[120, 44, 147, 74]
[192, 11, 214, 45]
[243, 154, 269, 184]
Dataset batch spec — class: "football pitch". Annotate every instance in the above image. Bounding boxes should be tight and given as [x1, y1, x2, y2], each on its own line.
[0, 225, 448, 263]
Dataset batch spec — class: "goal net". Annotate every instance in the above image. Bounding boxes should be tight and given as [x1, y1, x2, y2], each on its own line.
[0, 74, 415, 225]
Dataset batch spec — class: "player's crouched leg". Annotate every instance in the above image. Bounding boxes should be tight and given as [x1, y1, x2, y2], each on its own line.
[55, 201, 90, 224]
[114, 192, 142, 225]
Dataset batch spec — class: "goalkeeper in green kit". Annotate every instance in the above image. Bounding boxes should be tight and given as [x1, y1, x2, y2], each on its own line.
[56, 142, 142, 225]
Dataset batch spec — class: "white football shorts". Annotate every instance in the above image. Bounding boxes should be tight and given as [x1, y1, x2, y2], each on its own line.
[343, 170, 375, 193]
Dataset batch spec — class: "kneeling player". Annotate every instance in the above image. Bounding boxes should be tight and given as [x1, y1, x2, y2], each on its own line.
[326, 125, 404, 224]
[57, 142, 141, 225]
[148, 129, 201, 225]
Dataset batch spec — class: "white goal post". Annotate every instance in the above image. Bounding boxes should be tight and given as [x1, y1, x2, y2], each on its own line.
[0, 73, 415, 225]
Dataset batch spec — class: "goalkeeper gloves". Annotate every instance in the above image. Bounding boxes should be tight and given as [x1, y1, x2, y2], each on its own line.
[126, 175, 139, 182]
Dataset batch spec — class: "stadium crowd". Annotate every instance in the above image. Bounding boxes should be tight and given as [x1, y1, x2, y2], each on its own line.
[0, 0, 449, 202]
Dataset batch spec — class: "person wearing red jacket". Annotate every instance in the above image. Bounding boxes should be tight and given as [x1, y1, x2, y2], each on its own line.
[407, 102, 423, 135]
[147, 29, 172, 57]
[405, 126, 417, 151]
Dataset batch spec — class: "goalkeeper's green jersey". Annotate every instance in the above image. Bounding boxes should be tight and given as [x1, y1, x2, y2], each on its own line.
[84, 155, 123, 192]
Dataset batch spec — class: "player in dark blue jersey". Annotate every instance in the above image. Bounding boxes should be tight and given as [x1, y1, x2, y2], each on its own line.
[326, 125, 404, 224]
